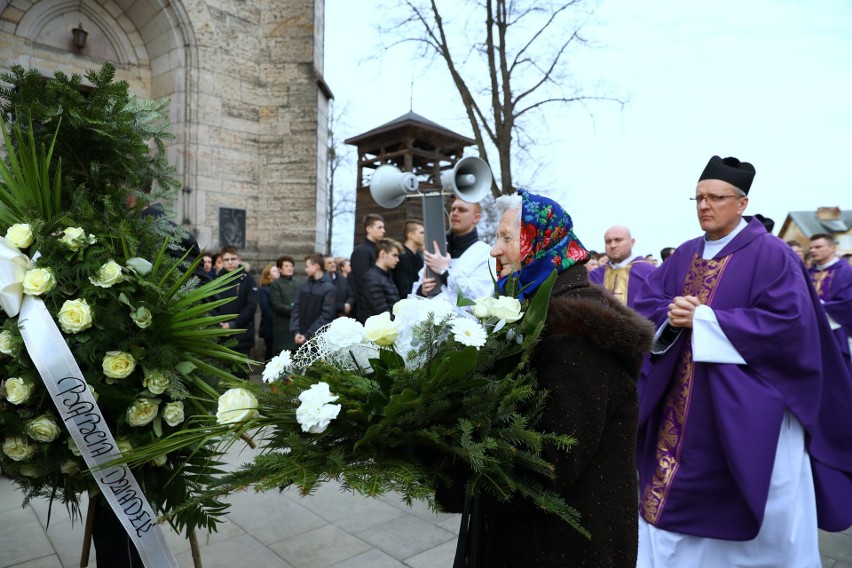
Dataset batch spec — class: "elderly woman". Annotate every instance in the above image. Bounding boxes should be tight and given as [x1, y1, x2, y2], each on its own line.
[449, 190, 654, 567]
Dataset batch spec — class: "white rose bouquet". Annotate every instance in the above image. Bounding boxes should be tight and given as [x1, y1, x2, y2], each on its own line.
[125, 271, 586, 537]
[0, 64, 250, 538]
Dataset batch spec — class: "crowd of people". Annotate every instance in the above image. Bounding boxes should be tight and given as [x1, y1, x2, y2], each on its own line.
[193, 154, 851, 567]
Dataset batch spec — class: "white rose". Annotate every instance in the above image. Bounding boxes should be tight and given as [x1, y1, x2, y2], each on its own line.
[296, 382, 341, 434]
[363, 312, 399, 347]
[491, 296, 524, 323]
[57, 298, 93, 334]
[117, 438, 133, 454]
[22, 267, 56, 296]
[58, 226, 88, 251]
[471, 297, 495, 319]
[161, 401, 185, 427]
[67, 437, 82, 456]
[4, 377, 34, 405]
[0, 330, 15, 356]
[60, 459, 81, 475]
[5, 223, 34, 248]
[215, 388, 259, 425]
[142, 369, 170, 395]
[152, 454, 168, 467]
[262, 350, 292, 383]
[130, 306, 153, 329]
[126, 399, 159, 427]
[89, 260, 124, 288]
[125, 257, 153, 276]
[2, 436, 36, 461]
[423, 297, 457, 322]
[25, 415, 61, 442]
[323, 317, 364, 349]
[102, 351, 136, 379]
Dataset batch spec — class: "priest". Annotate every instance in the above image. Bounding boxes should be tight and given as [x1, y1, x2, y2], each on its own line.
[588, 225, 655, 308]
[808, 232, 852, 369]
[634, 155, 852, 567]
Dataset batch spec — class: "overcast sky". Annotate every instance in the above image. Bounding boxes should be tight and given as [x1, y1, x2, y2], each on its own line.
[324, 0, 852, 258]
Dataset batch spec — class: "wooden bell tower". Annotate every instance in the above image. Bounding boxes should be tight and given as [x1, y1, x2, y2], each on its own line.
[344, 111, 475, 243]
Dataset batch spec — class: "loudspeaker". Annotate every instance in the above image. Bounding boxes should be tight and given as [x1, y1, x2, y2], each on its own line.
[440, 156, 492, 203]
[369, 165, 420, 208]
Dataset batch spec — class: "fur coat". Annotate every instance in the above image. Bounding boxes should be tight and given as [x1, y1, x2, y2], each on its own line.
[457, 264, 654, 567]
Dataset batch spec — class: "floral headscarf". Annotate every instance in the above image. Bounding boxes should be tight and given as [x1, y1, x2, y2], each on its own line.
[497, 190, 589, 299]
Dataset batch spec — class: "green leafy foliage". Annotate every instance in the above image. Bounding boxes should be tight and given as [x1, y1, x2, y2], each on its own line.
[124, 272, 589, 538]
[0, 65, 248, 535]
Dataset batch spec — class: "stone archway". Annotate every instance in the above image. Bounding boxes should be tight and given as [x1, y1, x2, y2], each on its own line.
[0, 0, 202, 236]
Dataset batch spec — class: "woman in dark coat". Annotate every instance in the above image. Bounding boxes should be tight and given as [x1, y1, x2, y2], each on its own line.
[445, 190, 654, 567]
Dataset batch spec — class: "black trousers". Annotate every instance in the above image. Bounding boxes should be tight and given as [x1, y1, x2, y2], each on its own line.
[91, 499, 143, 568]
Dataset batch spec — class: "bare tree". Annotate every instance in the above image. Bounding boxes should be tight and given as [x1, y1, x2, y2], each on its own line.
[383, 0, 622, 197]
[325, 100, 356, 254]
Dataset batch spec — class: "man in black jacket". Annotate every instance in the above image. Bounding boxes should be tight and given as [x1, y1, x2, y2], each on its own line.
[291, 253, 337, 345]
[324, 255, 351, 317]
[392, 219, 424, 298]
[347, 213, 385, 322]
[217, 246, 258, 374]
[360, 239, 403, 319]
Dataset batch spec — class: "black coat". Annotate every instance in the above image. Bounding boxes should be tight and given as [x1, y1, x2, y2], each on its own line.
[448, 265, 654, 568]
[290, 274, 337, 339]
[329, 272, 350, 315]
[269, 276, 300, 351]
[360, 266, 400, 319]
[392, 245, 423, 298]
[348, 239, 378, 322]
[217, 268, 258, 353]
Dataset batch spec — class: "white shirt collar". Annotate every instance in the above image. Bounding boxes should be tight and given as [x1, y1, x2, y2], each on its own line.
[815, 257, 839, 271]
[609, 257, 634, 269]
[702, 218, 748, 260]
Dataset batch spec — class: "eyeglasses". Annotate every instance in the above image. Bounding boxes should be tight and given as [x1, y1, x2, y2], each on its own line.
[690, 194, 741, 204]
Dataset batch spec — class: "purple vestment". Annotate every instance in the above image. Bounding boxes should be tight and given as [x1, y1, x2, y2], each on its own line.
[809, 259, 852, 367]
[588, 256, 656, 308]
[634, 218, 852, 540]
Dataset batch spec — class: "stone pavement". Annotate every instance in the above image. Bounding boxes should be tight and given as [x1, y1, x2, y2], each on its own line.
[3, 438, 852, 568]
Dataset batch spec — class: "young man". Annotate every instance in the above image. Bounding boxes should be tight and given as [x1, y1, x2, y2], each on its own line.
[416, 198, 495, 302]
[217, 246, 258, 364]
[324, 255, 351, 317]
[392, 219, 425, 298]
[360, 239, 403, 319]
[290, 253, 337, 346]
[808, 233, 852, 368]
[348, 213, 385, 322]
[269, 255, 300, 353]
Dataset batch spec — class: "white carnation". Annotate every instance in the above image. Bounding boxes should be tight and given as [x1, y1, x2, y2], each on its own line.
[262, 350, 292, 383]
[296, 382, 341, 434]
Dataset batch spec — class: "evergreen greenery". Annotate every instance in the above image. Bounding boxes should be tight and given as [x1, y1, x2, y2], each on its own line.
[0, 64, 248, 535]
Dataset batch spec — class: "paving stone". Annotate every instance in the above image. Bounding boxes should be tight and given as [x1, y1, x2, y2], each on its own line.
[328, 548, 407, 568]
[174, 533, 293, 568]
[821, 530, 852, 563]
[0, 506, 55, 567]
[269, 524, 371, 568]
[404, 539, 458, 568]
[225, 489, 328, 545]
[5, 557, 63, 568]
[286, 483, 408, 534]
[355, 514, 456, 561]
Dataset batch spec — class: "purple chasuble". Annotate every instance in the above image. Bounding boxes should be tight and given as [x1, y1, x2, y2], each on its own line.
[809, 260, 852, 367]
[588, 256, 656, 309]
[634, 218, 852, 540]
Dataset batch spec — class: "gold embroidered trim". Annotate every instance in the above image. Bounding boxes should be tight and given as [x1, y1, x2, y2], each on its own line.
[640, 253, 731, 524]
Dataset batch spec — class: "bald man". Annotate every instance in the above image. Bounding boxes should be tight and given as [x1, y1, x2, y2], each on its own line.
[588, 225, 656, 308]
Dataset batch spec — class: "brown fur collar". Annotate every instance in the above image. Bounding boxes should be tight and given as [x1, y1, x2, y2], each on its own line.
[542, 266, 656, 376]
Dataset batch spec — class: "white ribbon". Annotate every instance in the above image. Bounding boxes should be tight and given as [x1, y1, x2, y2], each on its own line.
[1, 237, 177, 568]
